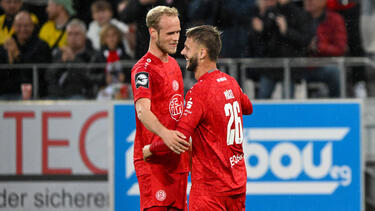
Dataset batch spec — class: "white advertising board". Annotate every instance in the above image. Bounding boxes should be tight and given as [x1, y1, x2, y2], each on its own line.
[0, 102, 110, 210]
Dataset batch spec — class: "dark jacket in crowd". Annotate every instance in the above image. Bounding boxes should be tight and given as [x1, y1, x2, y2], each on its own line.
[216, 0, 255, 58]
[189, 0, 254, 58]
[0, 32, 51, 95]
[119, 0, 189, 59]
[188, 0, 222, 26]
[45, 43, 96, 99]
[249, 2, 314, 58]
[248, 6, 269, 58]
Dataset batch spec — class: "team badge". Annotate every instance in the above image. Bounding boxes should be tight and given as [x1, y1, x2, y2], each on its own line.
[169, 94, 184, 120]
[155, 190, 166, 201]
[135, 72, 149, 88]
[172, 80, 179, 91]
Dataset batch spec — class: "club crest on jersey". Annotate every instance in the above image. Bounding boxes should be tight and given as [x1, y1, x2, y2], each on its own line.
[169, 94, 184, 120]
[172, 80, 179, 91]
[135, 72, 149, 88]
[155, 190, 166, 201]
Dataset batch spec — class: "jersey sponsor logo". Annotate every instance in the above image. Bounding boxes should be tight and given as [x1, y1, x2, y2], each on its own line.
[172, 80, 179, 91]
[155, 190, 166, 201]
[135, 72, 149, 88]
[186, 98, 193, 110]
[244, 127, 352, 194]
[169, 94, 184, 120]
[224, 89, 234, 100]
[230, 153, 244, 167]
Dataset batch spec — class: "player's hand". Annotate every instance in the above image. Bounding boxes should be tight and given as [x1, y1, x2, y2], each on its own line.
[143, 144, 152, 161]
[160, 129, 190, 154]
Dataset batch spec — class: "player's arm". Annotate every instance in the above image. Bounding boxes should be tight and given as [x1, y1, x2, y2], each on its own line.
[136, 98, 190, 155]
[240, 88, 253, 115]
[143, 90, 203, 161]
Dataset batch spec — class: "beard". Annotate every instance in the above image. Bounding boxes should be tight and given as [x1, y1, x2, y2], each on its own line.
[156, 35, 176, 55]
[186, 55, 198, 73]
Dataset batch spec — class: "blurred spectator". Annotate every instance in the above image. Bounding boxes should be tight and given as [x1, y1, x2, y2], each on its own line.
[187, 0, 221, 26]
[187, 0, 253, 58]
[305, 0, 347, 56]
[218, 0, 255, 58]
[45, 19, 96, 99]
[73, 0, 121, 25]
[300, 0, 347, 98]
[39, 0, 75, 54]
[361, 0, 375, 55]
[90, 24, 132, 100]
[72, 0, 94, 25]
[243, 0, 279, 96]
[118, 0, 188, 59]
[248, 0, 277, 58]
[327, 0, 367, 97]
[22, 0, 48, 24]
[0, 11, 51, 100]
[87, 0, 134, 58]
[0, 0, 38, 45]
[254, 0, 314, 98]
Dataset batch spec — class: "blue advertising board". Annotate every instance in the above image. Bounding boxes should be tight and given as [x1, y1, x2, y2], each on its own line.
[113, 102, 362, 211]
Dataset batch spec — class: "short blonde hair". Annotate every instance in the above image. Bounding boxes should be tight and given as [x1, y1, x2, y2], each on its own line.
[146, 6, 178, 31]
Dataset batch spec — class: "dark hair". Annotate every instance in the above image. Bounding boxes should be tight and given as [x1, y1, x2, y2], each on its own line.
[186, 25, 222, 61]
[91, 0, 112, 13]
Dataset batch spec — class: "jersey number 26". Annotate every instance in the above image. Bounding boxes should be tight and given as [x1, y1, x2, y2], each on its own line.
[224, 101, 243, 146]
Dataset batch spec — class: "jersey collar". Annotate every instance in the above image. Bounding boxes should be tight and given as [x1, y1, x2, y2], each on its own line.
[198, 69, 219, 81]
[145, 51, 167, 66]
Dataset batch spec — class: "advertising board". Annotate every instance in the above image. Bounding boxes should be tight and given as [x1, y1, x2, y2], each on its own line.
[112, 101, 362, 210]
[0, 103, 110, 211]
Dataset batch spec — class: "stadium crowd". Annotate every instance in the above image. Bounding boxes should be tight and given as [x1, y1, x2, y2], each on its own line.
[0, 0, 374, 100]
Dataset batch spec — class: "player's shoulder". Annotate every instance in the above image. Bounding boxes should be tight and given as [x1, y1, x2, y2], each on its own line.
[219, 71, 237, 82]
[186, 78, 207, 99]
[220, 71, 240, 88]
[132, 56, 153, 74]
[207, 70, 238, 89]
[132, 52, 166, 74]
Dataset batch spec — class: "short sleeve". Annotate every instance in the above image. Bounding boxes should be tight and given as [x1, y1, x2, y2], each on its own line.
[240, 87, 253, 115]
[131, 67, 152, 102]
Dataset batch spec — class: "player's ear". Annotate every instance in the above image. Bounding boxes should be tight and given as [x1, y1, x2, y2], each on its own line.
[149, 27, 158, 40]
[199, 47, 207, 60]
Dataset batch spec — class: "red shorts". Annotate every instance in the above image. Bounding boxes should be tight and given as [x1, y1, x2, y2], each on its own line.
[137, 172, 188, 211]
[189, 192, 246, 211]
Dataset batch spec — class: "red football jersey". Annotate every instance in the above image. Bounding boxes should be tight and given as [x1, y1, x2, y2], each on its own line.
[177, 70, 252, 196]
[131, 52, 189, 176]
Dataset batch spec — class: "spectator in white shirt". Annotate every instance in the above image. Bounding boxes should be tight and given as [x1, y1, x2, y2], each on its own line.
[87, 0, 134, 58]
